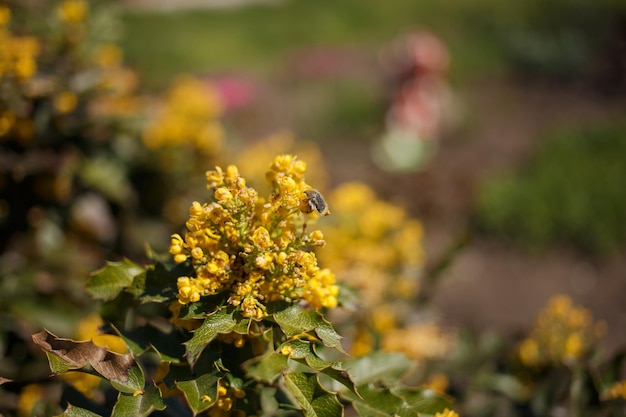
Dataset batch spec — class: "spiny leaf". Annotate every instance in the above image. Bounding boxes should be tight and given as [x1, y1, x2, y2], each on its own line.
[110, 363, 145, 394]
[243, 352, 289, 383]
[344, 351, 414, 386]
[273, 305, 344, 352]
[391, 386, 453, 416]
[284, 372, 343, 417]
[176, 372, 222, 415]
[138, 262, 178, 303]
[56, 404, 104, 417]
[340, 384, 452, 417]
[281, 340, 358, 397]
[32, 330, 135, 382]
[87, 259, 144, 301]
[184, 307, 237, 366]
[111, 383, 165, 417]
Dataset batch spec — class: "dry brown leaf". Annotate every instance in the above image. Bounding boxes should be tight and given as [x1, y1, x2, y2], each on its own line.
[32, 329, 134, 382]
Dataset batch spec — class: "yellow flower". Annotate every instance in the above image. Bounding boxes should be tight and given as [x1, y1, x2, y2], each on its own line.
[54, 91, 78, 114]
[0, 111, 15, 136]
[518, 295, 603, 366]
[142, 76, 223, 153]
[251, 227, 273, 250]
[17, 384, 45, 417]
[214, 188, 233, 205]
[0, 6, 11, 27]
[381, 323, 452, 361]
[422, 373, 449, 394]
[280, 345, 294, 356]
[57, 0, 88, 23]
[519, 338, 539, 367]
[608, 380, 626, 399]
[434, 408, 459, 417]
[94, 43, 122, 68]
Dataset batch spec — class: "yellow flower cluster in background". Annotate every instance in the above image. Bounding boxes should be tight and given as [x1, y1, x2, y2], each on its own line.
[60, 314, 128, 400]
[518, 295, 606, 367]
[0, 6, 40, 81]
[170, 155, 338, 319]
[232, 131, 329, 194]
[57, 0, 88, 23]
[319, 182, 424, 308]
[607, 380, 626, 400]
[143, 76, 224, 153]
[382, 323, 453, 361]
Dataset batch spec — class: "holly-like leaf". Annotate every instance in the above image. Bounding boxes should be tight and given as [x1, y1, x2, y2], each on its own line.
[244, 352, 289, 383]
[32, 330, 135, 382]
[344, 352, 414, 386]
[341, 384, 403, 417]
[341, 384, 452, 417]
[284, 372, 343, 417]
[110, 362, 145, 394]
[273, 305, 344, 353]
[87, 259, 145, 301]
[184, 307, 237, 366]
[138, 262, 178, 303]
[176, 372, 221, 415]
[111, 383, 165, 417]
[57, 404, 104, 417]
[391, 386, 453, 416]
[282, 340, 358, 397]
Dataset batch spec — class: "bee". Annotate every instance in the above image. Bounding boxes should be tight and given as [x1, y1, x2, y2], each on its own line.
[301, 189, 330, 216]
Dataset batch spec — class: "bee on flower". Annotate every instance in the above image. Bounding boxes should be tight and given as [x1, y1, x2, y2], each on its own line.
[170, 155, 338, 318]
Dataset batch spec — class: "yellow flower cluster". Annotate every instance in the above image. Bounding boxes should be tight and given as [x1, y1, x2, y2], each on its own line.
[608, 380, 626, 400]
[0, 6, 40, 81]
[170, 155, 338, 319]
[434, 408, 459, 417]
[205, 380, 246, 417]
[518, 295, 606, 367]
[232, 131, 329, 194]
[57, 0, 88, 23]
[381, 323, 453, 361]
[143, 76, 224, 153]
[319, 182, 424, 308]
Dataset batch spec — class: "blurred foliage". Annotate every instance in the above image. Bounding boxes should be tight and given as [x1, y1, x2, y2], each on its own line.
[2, 0, 626, 416]
[120, 0, 516, 86]
[0, 0, 223, 408]
[476, 123, 626, 256]
[499, 0, 626, 90]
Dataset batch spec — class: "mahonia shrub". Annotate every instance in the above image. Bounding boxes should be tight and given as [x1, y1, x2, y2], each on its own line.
[31, 155, 454, 416]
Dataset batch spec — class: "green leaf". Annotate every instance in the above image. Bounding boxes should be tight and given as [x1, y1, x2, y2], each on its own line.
[176, 372, 222, 414]
[345, 352, 414, 386]
[138, 262, 178, 303]
[340, 384, 452, 417]
[179, 293, 229, 319]
[56, 404, 104, 417]
[273, 305, 344, 352]
[111, 384, 165, 417]
[284, 372, 343, 417]
[87, 259, 145, 301]
[391, 386, 453, 416]
[45, 351, 73, 374]
[341, 384, 403, 417]
[244, 352, 289, 383]
[281, 340, 358, 397]
[184, 307, 237, 366]
[110, 363, 145, 394]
